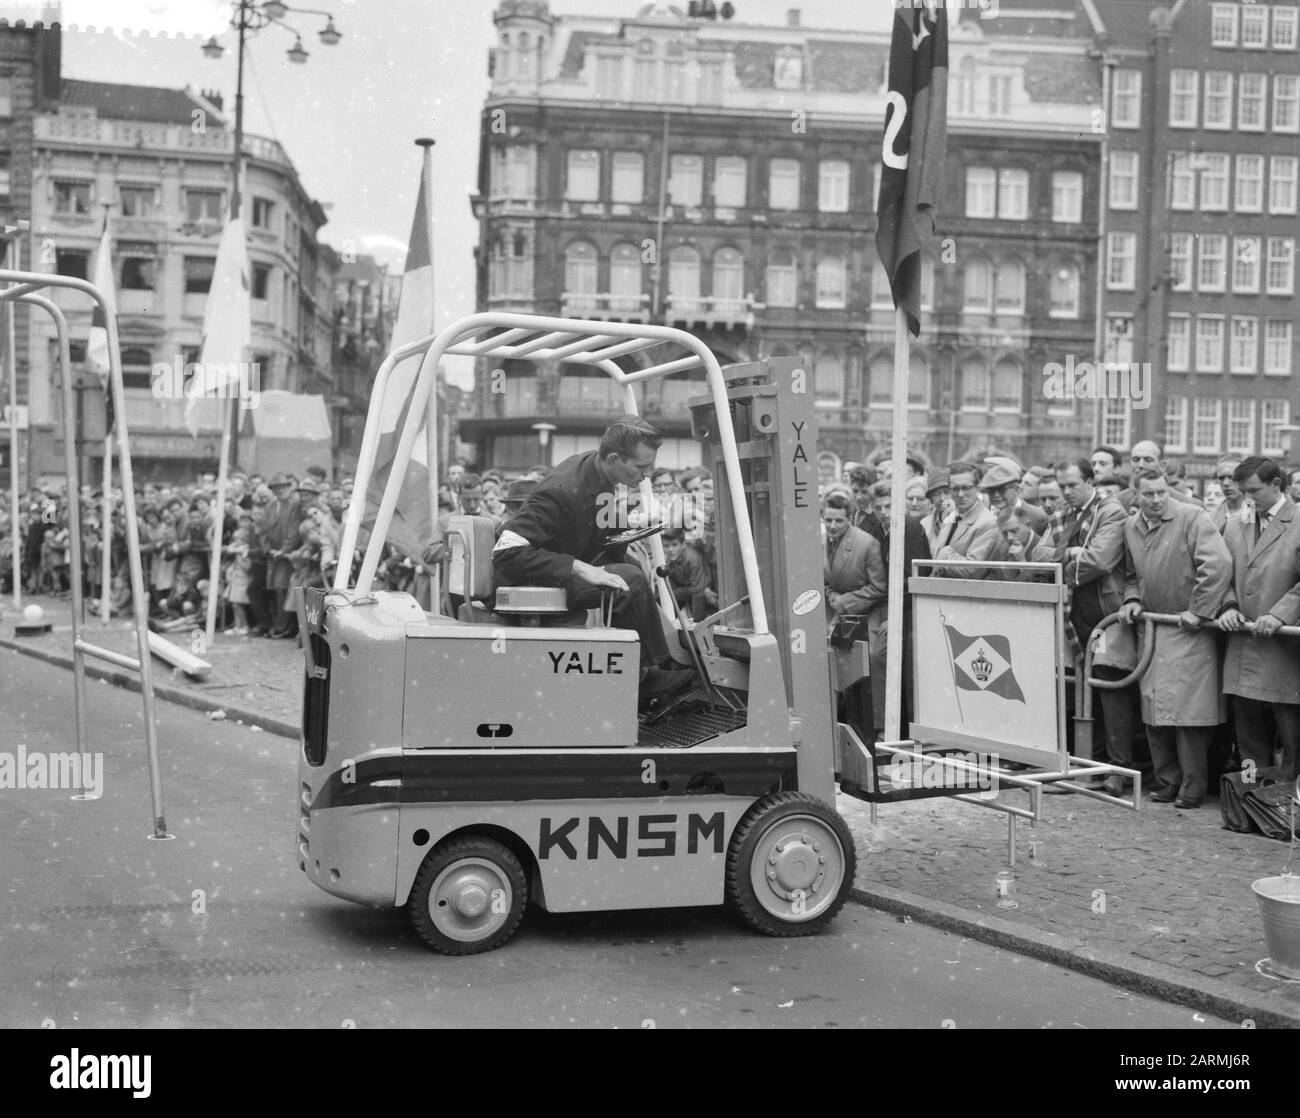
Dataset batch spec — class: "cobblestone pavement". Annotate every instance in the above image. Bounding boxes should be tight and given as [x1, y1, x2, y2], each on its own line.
[5, 593, 1299, 1026]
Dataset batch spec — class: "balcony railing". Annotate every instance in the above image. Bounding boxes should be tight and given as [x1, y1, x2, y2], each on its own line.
[559, 292, 651, 322]
[35, 115, 293, 169]
[665, 295, 756, 331]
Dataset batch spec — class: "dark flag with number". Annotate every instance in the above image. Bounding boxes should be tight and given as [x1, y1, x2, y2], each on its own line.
[875, 1, 949, 337]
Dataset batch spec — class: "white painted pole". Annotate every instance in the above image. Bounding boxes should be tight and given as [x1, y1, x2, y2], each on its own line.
[883, 309, 910, 743]
[417, 138, 440, 611]
[205, 396, 233, 646]
[100, 433, 112, 622]
[5, 238, 19, 610]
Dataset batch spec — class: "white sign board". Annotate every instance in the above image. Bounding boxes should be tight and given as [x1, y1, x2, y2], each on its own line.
[909, 573, 1068, 769]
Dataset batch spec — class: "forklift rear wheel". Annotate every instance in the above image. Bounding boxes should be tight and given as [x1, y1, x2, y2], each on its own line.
[408, 835, 527, 955]
[725, 793, 856, 936]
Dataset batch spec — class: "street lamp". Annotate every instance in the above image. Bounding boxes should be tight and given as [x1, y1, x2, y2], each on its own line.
[202, 1, 342, 219]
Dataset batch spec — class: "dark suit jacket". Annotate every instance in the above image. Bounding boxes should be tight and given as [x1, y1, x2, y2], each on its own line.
[494, 451, 625, 587]
[666, 545, 710, 621]
[824, 524, 887, 619]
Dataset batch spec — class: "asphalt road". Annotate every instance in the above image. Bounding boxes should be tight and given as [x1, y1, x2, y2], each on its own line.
[0, 646, 1236, 1029]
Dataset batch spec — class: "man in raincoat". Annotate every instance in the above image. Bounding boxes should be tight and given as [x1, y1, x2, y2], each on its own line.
[1119, 468, 1233, 808]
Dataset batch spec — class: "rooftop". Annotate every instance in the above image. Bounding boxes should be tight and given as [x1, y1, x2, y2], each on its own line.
[59, 79, 225, 127]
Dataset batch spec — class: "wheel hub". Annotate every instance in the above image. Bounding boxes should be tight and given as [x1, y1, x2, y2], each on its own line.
[766, 832, 824, 899]
[749, 813, 846, 921]
[429, 859, 511, 942]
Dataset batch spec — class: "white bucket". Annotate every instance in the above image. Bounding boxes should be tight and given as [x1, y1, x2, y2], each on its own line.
[1252, 875, 1300, 980]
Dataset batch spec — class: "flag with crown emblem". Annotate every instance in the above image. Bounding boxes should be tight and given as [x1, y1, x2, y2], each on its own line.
[943, 625, 1026, 703]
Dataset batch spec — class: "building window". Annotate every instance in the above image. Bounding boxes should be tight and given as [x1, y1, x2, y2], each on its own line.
[815, 255, 846, 308]
[1275, 6, 1299, 49]
[1230, 317, 1259, 373]
[769, 158, 800, 210]
[698, 60, 723, 104]
[1211, 4, 1238, 47]
[493, 145, 536, 201]
[1239, 73, 1267, 130]
[960, 356, 988, 411]
[118, 244, 156, 291]
[1167, 314, 1191, 371]
[1051, 171, 1082, 222]
[1227, 399, 1256, 456]
[712, 247, 744, 303]
[1169, 232, 1194, 291]
[611, 152, 644, 205]
[1265, 320, 1293, 375]
[55, 248, 88, 279]
[251, 197, 274, 229]
[596, 55, 623, 99]
[1266, 236, 1295, 293]
[997, 169, 1028, 219]
[0, 76, 10, 117]
[956, 56, 977, 115]
[668, 245, 701, 300]
[1047, 264, 1079, 319]
[118, 183, 157, 218]
[814, 351, 844, 407]
[1271, 155, 1298, 213]
[1198, 234, 1227, 291]
[965, 167, 996, 218]
[184, 189, 223, 224]
[1233, 236, 1261, 292]
[564, 242, 598, 311]
[665, 48, 688, 104]
[1193, 399, 1223, 455]
[992, 358, 1021, 412]
[1196, 316, 1225, 372]
[1170, 69, 1198, 127]
[565, 150, 600, 202]
[184, 256, 215, 294]
[1262, 400, 1291, 454]
[1101, 399, 1132, 449]
[870, 258, 894, 310]
[1111, 69, 1141, 128]
[908, 354, 931, 409]
[1169, 153, 1196, 209]
[1165, 397, 1188, 455]
[963, 258, 993, 313]
[766, 247, 797, 308]
[252, 262, 271, 301]
[1273, 74, 1299, 131]
[1106, 233, 1136, 290]
[1236, 155, 1264, 211]
[609, 243, 642, 312]
[54, 180, 92, 215]
[995, 259, 1025, 315]
[818, 160, 850, 213]
[1105, 315, 1133, 365]
[1204, 71, 1233, 129]
[920, 256, 934, 311]
[1200, 154, 1230, 210]
[669, 154, 703, 208]
[1242, 4, 1269, 48]
[1109, 152, 1139, 209]
[713, 156, 747, 208]
[633, 49, 657, 101]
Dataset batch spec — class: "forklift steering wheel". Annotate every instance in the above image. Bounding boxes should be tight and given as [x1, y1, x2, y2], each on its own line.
[602, 522, 667, 548]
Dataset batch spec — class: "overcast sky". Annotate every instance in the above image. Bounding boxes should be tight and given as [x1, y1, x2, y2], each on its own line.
[63, 1, 893, 384]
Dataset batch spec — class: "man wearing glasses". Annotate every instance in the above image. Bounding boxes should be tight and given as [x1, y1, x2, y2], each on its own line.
[494, 415, 691, 702]
[932, 462, 1007, 578]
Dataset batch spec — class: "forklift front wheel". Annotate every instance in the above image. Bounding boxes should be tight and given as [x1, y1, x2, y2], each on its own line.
[407, 835, 527, 955]
[725, 793, 856, 936]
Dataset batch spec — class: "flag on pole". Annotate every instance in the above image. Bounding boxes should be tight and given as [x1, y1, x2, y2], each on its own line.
[363, 155, 435, 558]
[87, 214, 117, 433]
[943, 625, 1026, 704]
[875, 0, 949, 338]
[185, 217, 251, 437]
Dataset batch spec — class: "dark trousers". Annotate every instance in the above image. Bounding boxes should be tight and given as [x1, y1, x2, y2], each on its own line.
[1234, 697, 1300, 781]
[1145, 724, 1213, 802]
[1073, 613, 1152, 778]
[567, 562, 669, 669]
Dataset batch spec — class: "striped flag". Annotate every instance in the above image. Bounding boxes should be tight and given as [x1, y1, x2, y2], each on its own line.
[875, 0, 949, 338]
[87, 215, 117, 432]
[184, 217, 251, 437]
[363, 155, 435, 558]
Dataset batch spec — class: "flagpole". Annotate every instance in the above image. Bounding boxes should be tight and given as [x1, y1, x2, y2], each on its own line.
[5, 235, 19, 610]
[101, 433, 112, 622]
[417, 136, 440, 612]
[884, 309, 910, 743]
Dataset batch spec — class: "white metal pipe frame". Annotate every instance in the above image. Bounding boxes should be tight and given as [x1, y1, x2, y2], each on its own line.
[1, 268, 169, 839]
[337, 313, 771, 636]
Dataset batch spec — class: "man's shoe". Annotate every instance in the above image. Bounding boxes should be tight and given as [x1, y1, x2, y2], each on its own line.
[1174, 796, 1202, 809]
[1147, 786, 1177, 803]
[1103, 775, 1128, 797]
[639, 667, 694, 701]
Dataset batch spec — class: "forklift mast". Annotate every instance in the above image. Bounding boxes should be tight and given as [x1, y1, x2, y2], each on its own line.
[692, 357, 835, 803]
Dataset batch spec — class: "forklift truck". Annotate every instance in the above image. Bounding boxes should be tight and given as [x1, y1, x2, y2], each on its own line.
[297, 315, 876, 953]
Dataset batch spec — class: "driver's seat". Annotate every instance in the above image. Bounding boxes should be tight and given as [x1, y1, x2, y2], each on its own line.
[446, 514, 591, 627]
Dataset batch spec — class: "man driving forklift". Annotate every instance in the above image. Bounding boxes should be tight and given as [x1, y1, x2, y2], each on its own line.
[492, 414, 694, 704]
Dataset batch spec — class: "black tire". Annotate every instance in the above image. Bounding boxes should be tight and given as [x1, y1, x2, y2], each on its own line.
[407, 835, 527, 955]
[725, 792, 856, 936]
